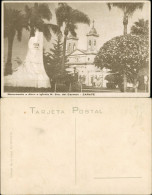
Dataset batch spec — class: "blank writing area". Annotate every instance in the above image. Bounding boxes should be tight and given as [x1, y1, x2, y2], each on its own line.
[75, 104, 151, 194]
[1, 103, 76, 194]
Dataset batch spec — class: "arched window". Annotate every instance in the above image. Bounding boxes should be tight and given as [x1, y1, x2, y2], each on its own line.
[94, 40, 96, 46]
[89, 40, 91, 46]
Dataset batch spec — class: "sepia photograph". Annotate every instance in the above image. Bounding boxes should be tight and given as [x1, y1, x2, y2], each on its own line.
[1, 1, 151, 97]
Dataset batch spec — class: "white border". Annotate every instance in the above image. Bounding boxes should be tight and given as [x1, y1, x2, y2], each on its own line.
[1, 0, 151, 97]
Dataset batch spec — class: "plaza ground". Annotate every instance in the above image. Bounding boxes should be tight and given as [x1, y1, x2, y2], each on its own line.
[4, 86, 146, 93]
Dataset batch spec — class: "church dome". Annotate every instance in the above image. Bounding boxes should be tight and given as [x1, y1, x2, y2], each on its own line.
[87, 20, 99, 37]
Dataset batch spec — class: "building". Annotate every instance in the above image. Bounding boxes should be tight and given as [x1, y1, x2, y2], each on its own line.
[66, 21, 108, 87]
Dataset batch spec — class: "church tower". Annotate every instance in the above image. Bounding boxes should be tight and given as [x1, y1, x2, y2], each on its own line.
[87, 20, 99, 52]
[66, 34, 79, 54]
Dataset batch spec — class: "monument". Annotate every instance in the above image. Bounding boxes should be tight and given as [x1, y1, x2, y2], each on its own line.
[4, 30, 51, 88]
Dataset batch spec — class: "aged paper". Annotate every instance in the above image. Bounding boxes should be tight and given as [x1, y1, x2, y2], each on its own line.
[1, 1, 151, 97]
[1, 98, 151, 194]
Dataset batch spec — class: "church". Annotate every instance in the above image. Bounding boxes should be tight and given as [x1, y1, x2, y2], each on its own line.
[66, 21, 108, 87]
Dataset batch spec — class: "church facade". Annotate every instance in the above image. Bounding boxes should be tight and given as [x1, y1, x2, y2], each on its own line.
[66, 21, 108, 87]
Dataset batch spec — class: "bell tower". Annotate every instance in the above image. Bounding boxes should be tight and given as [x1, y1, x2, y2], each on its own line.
[66, 34, 79, 54]
[87, 20, 99, 52]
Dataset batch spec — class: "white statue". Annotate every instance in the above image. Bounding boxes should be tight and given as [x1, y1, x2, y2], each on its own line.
[4, 30, 51, 88]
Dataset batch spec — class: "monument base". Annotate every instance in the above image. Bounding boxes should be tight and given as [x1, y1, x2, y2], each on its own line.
[4, 72, 51, 88]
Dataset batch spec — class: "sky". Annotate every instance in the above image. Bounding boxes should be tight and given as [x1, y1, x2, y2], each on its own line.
[3, 1, 150, 68]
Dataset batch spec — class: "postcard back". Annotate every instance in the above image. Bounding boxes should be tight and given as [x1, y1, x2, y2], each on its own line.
[1, 98, 151, 194]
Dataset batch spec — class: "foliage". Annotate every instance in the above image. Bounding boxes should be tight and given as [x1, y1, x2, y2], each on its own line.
[107, 3, 144, 17]
[44, 34, 63, 80]
[107, 3, 144, 36]
[107, 3, 144, 91]
[130, 19, 149, 88]
[56, 3, 90, 36]
[94, 34, 149, 84]
[43, 34, 76, 87]
[4, 5, 27, 75]
[131, 19, 149, 36]
[4, 5, 27, 41]
[24, 3, 59, 40]
[55, 3, 90, 70]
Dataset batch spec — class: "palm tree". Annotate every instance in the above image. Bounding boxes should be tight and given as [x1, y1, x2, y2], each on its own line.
[107, 3, 144, 92]
[56, 3, 90, 71]
[131, 19, 149, 36]
[4, 6, 26, 75]
[24, 3, 59, 41]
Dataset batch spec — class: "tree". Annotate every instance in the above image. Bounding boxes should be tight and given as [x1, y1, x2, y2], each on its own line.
[44, 33, 63, 82]
[56, 3, 90, 72]
[44, 34, 73, 91]
[107, 3, 144, 91]
[130, 19, 149, 90]
[94, 34, 149, 92]
[4, 6, 26, 75]
[131, 19, 149, 36]
[24, 3, 59, 41]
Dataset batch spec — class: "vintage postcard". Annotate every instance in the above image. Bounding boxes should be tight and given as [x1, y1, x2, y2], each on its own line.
[1, 0, 151, 97]
[1, 98, 151, 194]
